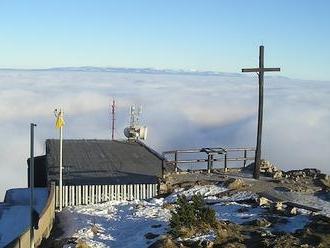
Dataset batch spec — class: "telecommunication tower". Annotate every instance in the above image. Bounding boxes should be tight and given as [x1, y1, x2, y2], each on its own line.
[124, 105, 148, 141]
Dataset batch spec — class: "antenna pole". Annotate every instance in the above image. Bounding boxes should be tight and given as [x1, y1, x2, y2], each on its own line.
[30, 123, 37, 248]
[111, 99, 115, 140]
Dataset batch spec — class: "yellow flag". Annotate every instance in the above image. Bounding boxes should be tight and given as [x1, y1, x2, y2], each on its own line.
[55, 111, 65, 129]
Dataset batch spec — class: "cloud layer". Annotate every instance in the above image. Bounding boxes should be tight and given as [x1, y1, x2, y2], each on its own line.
[0, 69, 329, 199]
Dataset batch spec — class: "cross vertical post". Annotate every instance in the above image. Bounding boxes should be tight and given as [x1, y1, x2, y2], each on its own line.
[256, 46, 264, 180]
[242, 46, 280, 179]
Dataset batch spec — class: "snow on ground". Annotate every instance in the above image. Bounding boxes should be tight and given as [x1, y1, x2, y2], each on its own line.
[177, 230, 216, 243]
[59, 199, 171, 248]
[272, 214, 311, 233]
[211, 202, 310, 233]
[212, 202, 266, 224]
[58, 185, 316, 247]
[164, 184, 228, 203]
[277, 191, 330, 217]
[205, 191, 259, 204]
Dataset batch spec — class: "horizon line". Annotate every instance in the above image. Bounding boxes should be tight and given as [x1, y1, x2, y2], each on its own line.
[0, 66, 328, 82]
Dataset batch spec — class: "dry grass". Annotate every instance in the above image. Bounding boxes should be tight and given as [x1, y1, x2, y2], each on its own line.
[76, 239, 91, 248]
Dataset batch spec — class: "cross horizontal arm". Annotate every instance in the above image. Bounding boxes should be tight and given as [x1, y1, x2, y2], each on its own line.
[242, 68, 281, 73]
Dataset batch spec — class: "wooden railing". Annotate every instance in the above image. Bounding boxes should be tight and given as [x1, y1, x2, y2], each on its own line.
[55, 183, 158, 208]
[162, 147, 256, 173]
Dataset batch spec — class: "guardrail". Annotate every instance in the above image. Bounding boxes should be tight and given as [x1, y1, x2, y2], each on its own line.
[8, 183, 55, 248]
[162, 147, 256, 173]
[55, 183, 158, 208]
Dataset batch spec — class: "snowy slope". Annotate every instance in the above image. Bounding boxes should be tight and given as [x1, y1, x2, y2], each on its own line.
[58, 185, 315, 248]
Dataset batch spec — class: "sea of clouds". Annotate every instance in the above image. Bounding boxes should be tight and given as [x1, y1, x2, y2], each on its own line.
[0, 68, 329, 199]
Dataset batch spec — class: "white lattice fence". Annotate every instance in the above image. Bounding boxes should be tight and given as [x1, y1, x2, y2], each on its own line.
[55, 184, 158, 208]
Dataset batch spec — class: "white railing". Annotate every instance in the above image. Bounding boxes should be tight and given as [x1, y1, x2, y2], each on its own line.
[55, 184, 158, 208]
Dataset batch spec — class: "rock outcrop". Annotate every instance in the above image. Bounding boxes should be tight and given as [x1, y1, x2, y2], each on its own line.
[223, 178, 246, 190]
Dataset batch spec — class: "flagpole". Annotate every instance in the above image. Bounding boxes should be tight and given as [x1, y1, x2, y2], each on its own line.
[59, 124, 63, 211]
[55, 108, 64, 211]
[59, 109, 63, 211]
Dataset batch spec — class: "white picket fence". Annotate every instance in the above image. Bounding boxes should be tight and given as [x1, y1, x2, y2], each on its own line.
[55, 184, 158, 208]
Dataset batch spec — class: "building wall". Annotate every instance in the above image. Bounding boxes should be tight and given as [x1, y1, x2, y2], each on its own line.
[27, 155, 47, 188]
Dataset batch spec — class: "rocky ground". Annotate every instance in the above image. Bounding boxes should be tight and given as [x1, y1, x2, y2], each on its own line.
[155, 160, 330, 247]
[42, 161, 330, 248]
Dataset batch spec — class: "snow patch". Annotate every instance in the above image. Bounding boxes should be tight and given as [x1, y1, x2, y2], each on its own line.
[58, 199, 170, 248]
[165, 184, 228, 203]
[177, 230, 216, 242]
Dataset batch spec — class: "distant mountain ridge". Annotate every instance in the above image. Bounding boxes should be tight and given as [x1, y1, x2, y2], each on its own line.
[0, 66, 243, 77]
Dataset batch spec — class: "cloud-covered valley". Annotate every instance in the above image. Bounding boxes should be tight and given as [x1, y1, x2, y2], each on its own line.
[0, 68, 329, 199]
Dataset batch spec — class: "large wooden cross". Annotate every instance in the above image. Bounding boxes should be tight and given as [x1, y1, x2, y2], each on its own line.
[242, 46, 280, 179]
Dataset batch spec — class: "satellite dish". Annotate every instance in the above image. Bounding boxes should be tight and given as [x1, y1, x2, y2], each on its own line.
[139, 126, 148, 140]
[124, 126, 148, 140]
[124, 127, 131, 139]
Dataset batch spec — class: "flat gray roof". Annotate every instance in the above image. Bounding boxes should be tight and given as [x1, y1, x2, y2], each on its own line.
[46, 139, 163, 185]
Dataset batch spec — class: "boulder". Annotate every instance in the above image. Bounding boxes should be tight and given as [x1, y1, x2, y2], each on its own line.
[302, 168, 321, 177]
[223, 178, 245, 190]
[258, 197, 271, 206]
[181, 239, 215, 248]
[320, 178, 330, 189]
[275, 202, 284, 211]
[288, 207, 297, 216]
[148, 236, 177, 248]
[244, 160, 283, 178]
[319, 173, 329, 180]
[273, 171, 283, 179]
[285, 168, 321, 180]
[260, 160, 279, 173]
[247, 218, 272, 228]
[159, 183, 171, 194]
[201, 240, 214, 248]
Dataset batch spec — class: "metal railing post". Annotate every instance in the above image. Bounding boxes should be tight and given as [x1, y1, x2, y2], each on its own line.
[224, 153, 228, 172]
[210, 154, 214, 173]
[161, 152, 165, 179]
[174, 151, 178, 173]
[207, 154, 211, 173]
[162, 147, 255, 174]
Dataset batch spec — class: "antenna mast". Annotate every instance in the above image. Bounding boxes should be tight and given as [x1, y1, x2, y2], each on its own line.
[124, 105, 148, 141]
[111, 99, 115, 140]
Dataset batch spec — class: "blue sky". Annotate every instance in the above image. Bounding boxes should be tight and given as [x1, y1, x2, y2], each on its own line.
[0, 0, 329, 80]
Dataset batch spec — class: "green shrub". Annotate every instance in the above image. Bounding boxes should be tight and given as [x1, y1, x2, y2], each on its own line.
[170, 193, 217, 237]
